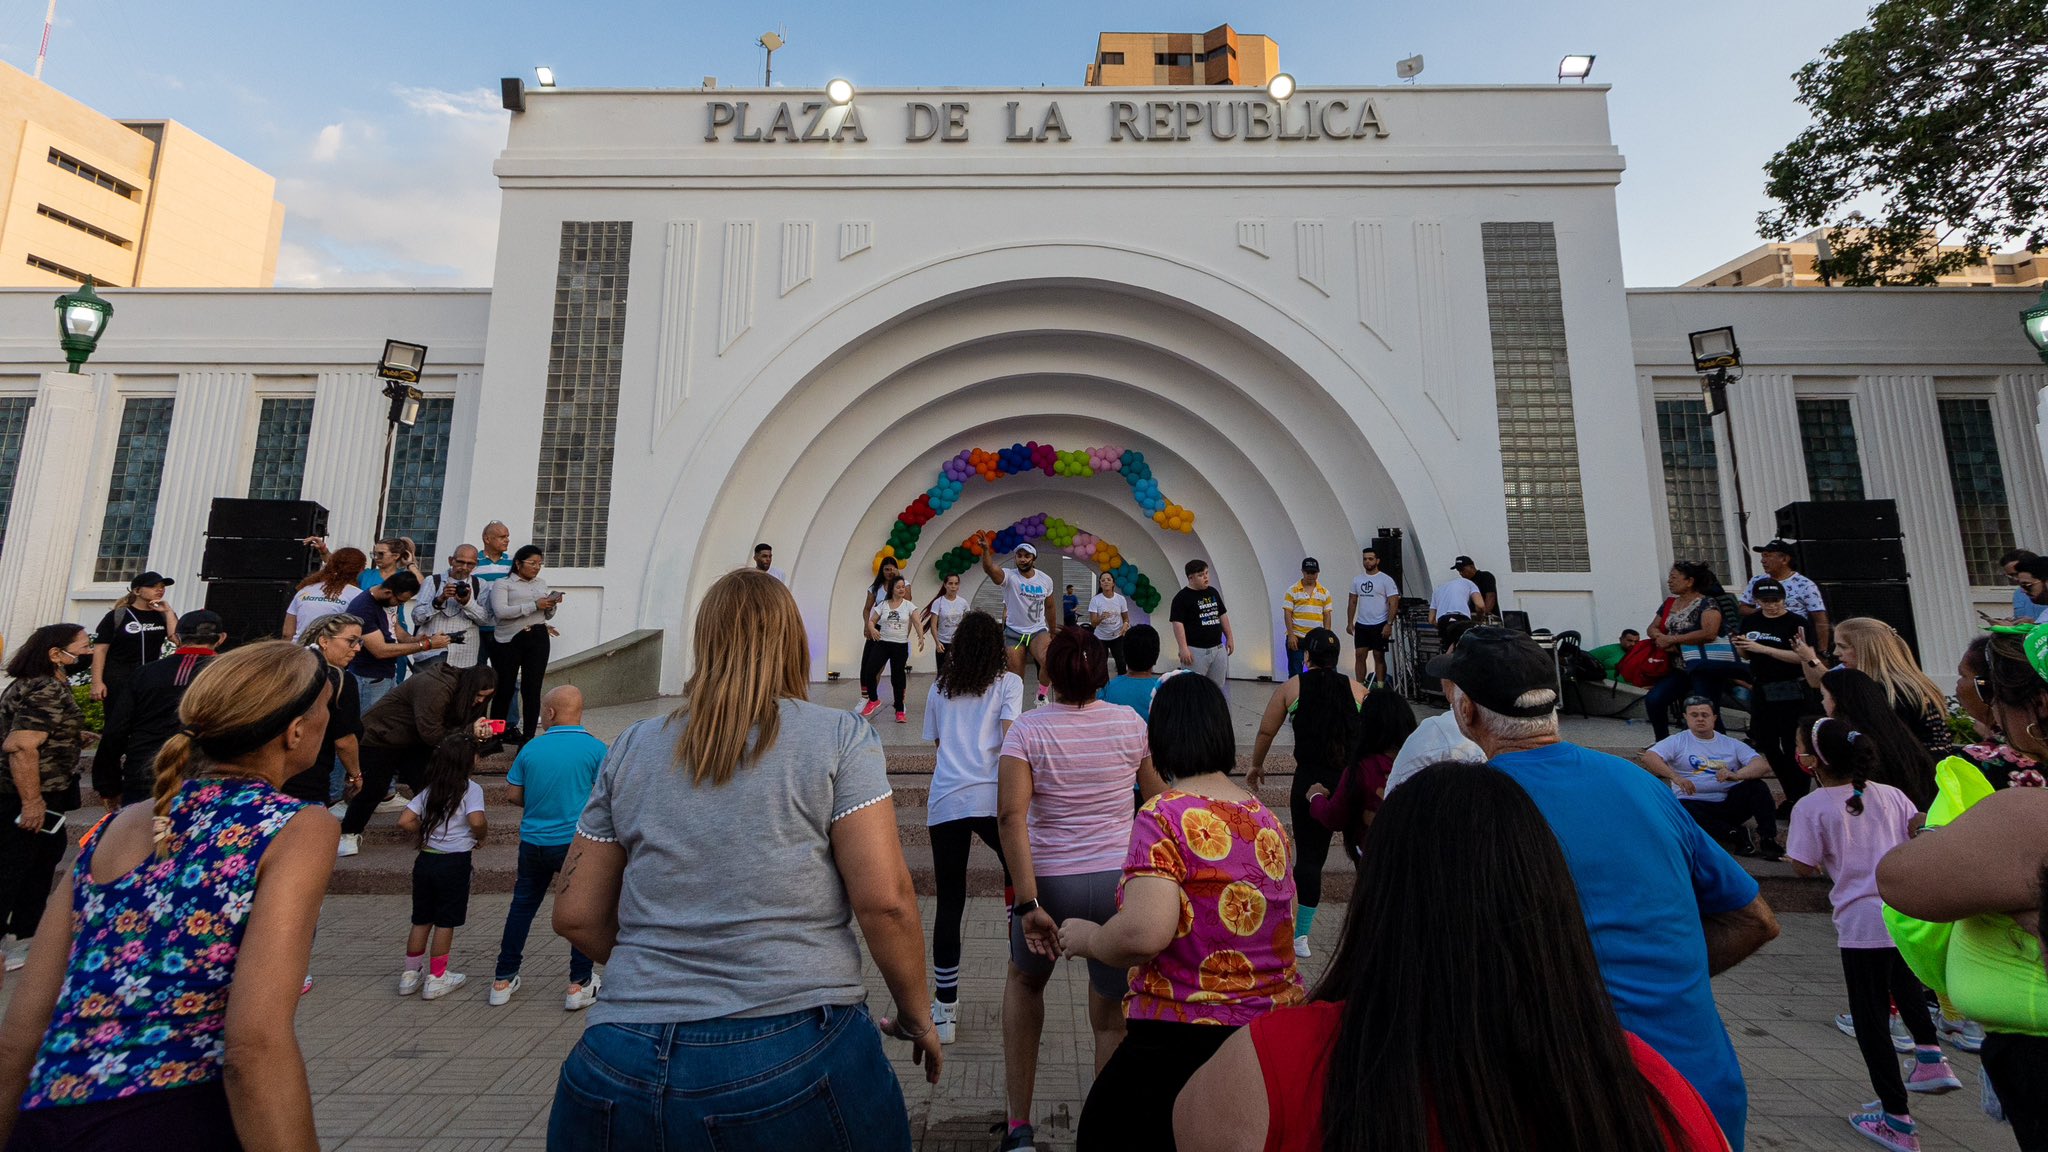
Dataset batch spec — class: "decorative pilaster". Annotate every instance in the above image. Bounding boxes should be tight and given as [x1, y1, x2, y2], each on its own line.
[1858, 373, 1974, 668]
[302, 371, 391, 550]
[0, 372, 99, 652]
[2002, 370, 2048, 547]
[437, 370, 484, 554]
[151, 370, 253, 592]
[1721, 372, 1807, 562]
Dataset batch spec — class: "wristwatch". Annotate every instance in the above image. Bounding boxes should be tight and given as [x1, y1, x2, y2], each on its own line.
[1011, 897, 1040, 919]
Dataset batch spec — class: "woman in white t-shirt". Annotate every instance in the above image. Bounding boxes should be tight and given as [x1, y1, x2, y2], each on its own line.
[919, 610, 1022, 1043]
[921, 573, 971, 678]
[283, 546, 368, 640]
[859, 576, 922, 723]
[1087, 571, 1132, 674]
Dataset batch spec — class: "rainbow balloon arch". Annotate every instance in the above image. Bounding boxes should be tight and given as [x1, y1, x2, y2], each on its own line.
[873, 441, 1196, 614]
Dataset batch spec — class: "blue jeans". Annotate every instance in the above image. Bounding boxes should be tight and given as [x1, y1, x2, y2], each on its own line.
[548, 1005, 910, 1151]
[1643, 669, 1692, 741]
[497, 841, 592, 983]
[1285, 642, 1306, 679]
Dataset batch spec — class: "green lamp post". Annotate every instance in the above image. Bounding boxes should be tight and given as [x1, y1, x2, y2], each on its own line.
[53, 280, 113, 373]
[2025, 286, 2048, 365]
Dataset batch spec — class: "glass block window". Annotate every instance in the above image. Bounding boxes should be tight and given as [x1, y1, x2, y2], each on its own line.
[1937, 397, 2015, 585]
[0, 397, 33, 556]
[94, 397, 174, 581]
[247, 397, 314, 501]
[1655, 398, 1728, 567]
[1481, 221, 1589, 572]
[1797, 398, 1866, 501]
[534, 220, 632, 568]
[384, 397, 455, 569]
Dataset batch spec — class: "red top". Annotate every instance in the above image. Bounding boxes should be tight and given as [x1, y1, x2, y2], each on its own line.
[1249, 1002, 1728, 1152]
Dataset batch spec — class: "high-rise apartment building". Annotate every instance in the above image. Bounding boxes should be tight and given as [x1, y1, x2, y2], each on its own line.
[0, 61, 284, 288]
[1688, 228, 2046, 289]
[1085, 24, 1278, 87]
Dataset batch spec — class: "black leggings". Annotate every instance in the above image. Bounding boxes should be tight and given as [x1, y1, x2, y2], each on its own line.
[1078, 1020, 1238, 1152]
[1289, 770, 1336, 910]
[1679, 778, 1779, 844]
[859, 640, 909, 707]
[340, 744, 428, 835]
[1749, 695, 1810, 807]
[1101, 635, 1127, 676]
[928, 817, 1011, 1002]
[0, 793, 70, 939]
[489, 627, 550, 742]
[1981, 1031, 2048, 1150]
[1841, 946, 1936, 1116]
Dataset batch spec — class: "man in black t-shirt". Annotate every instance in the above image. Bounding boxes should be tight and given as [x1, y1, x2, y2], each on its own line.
[1730, 578, 1816, 811]
[1454, 556, 1499, 618]
[1169, 559, 1234, 699]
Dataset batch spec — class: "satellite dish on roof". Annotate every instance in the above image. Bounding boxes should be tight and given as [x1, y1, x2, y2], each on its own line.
[1396, 55, 1425, 81]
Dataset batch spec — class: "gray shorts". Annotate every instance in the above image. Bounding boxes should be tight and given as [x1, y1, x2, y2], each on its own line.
[1010, 869, 1127, 1000]
[1003, 626, 1049, 650]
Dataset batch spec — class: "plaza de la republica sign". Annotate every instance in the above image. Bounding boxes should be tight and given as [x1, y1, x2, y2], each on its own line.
[702, 97, 1389, 145]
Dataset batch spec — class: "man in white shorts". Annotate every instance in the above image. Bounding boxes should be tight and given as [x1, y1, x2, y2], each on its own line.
[979, 538, 1055, 704]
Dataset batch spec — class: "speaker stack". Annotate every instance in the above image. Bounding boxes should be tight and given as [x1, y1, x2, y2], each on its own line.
[200, 499, 328, 647]
[1771, 499, 1916, 656]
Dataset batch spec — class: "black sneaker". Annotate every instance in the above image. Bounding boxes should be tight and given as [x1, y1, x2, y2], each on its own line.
[1727, 828, 1757, 857]
[1756, 837, 1786, 862]
[996, 1123, 1036, 1151]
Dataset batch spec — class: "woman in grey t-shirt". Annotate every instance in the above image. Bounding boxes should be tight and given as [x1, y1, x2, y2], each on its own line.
[550, 570, 941, 1149]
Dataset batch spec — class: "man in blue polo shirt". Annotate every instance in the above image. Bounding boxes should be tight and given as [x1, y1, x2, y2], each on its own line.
[1427, 627, 1781, 1149]
[490, 684, 609, 1010]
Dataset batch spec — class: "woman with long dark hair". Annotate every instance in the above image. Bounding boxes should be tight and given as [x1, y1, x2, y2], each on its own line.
[1306, 687, 1419, 861]
[336, 661, 496, 858]
[1249, 627, 1365, 959]
[920, 610, 1019, 1043]
[1820, 667, 1938, 810]
[0, 624, 95, 972]
[859, 575, 920, 723]
[283, 546, 368, 640]
[1172, 762, 1727, 1152]
[922, 571, 969, 677]
[1644, 562, 1725, 740]
[856, 558, 902, 711]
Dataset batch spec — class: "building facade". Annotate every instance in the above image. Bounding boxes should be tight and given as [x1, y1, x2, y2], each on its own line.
[1084, 25, 1278, 87]
[0, 62, 284, 289]
[0, 82, 2041, 688]
[1688, 228, 2048, 289]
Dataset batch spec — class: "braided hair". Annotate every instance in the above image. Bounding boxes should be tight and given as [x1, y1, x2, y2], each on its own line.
[151, 641, 329, 857]
[1802, 715, 1877, 816]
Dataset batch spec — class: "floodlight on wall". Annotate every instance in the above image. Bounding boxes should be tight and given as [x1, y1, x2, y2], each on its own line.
[53, 279, 112, 374]
[1688, 326, 1741, 376]
[2023, 288, 2048, 365]
[825, 78, 854, 106]
[1558, 54, 1595, 82]
[378, 339, 428, 383]
[500, 77, 526, 112]
[1396, 55, 1424, 81]
[1266, 72, 1296, 102]
[534, 66, 557, 88]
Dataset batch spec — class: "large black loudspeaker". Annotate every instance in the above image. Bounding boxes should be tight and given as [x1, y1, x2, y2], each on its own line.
[200, 537, 319, 582]
[1775, 500, 1902, 542]
[203, 580, 297, 649]
[206, 498, 328, 541]
[1792, 538, 1907, 582]
[1817, 581, 1919, 657]
[1367, 529, 1403, 590]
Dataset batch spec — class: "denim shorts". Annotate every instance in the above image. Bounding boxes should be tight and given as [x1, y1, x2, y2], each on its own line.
[547, 1003, 910, 1151]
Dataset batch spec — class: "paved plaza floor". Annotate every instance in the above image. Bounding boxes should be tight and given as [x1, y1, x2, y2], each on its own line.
[33, 896, 1990, 1151]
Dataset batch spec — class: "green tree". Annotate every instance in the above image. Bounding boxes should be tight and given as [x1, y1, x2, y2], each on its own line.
[1760, 0, 2048, 285]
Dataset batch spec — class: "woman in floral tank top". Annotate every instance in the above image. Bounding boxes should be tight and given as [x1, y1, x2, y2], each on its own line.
[1055, 672, 1304, 1152]
[0, 641, 339, 1151]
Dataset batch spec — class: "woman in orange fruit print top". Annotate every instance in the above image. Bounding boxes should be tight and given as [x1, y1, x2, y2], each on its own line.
[1056, 671, 1304, 1152]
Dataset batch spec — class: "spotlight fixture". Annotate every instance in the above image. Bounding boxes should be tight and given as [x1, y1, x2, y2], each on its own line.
[1266, 72, 1296, 102]
[534, 65, 556, 88]
[825, 78, 854, 106]
[500, 77, 526, 112]
[1557, 54, 1595, 82]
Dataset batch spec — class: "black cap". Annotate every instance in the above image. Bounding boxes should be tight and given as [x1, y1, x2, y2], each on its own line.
[1301, 557, 1320, 572]
[1423, 625, 1558, 718]
[1750, 578, 1786, 600]
[1451, 555, 1474, 570]
[1754, 539, 1796, 555]
[129, 571, 174, 589]
[179, 610, 225, 640]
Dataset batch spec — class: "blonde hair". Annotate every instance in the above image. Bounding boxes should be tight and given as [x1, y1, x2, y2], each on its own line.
[299, 613, 362, 649]
[151, 641, 325, 855]
[1835, 617, 1946, 717]
[670, 569, 810, 785]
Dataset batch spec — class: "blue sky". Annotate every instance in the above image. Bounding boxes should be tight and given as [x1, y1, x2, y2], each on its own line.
[2, 0, 1875, 286]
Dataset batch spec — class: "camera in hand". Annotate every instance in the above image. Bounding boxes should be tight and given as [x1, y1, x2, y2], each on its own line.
[448, 581, 470, 600]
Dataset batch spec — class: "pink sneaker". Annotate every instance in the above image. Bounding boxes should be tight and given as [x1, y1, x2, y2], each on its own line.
[1849, 1110, 1919, 1151]
[895, 711, 908, 724]
[859, 700, 882, 719]
[1905, 1054, 1962, 1094]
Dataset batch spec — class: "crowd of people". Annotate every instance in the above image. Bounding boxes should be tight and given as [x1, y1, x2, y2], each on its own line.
[0, 522, 2040, 1152]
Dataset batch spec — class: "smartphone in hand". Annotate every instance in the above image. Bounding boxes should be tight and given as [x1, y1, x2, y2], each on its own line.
[487, 720, 507, 736]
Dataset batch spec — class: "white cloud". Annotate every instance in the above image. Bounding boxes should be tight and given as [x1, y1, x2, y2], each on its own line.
[392, 85, 504, 124]
[311, 123, 344, 162]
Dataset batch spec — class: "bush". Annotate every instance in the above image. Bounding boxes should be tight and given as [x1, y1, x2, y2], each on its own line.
[70, 681, 103, 733]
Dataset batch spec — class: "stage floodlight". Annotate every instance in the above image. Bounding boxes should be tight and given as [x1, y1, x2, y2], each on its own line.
[1558, 54, 1595, 82]
[1266, 72, 1296, 102]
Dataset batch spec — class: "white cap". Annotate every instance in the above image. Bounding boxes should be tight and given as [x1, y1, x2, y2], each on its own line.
[1015, 542, 1037, 556]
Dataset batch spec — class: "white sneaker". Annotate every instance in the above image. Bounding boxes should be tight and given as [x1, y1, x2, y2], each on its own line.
[931, 999, 957, 1044]
[489, 974, 521, 1006]
[376, 793, 409, 813]
[336, 833, 360, 858]
[421, 971, 467, 1000]
[1938, 1013, 1986, 1053]
[1293, 936, 1312, 959]
[398, 969, 423, 996]
[1835, 1012, 1914, 1054]
[564, 972, 600, 1011]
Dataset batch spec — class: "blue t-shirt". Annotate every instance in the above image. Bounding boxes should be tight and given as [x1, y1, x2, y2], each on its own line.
[2013, 588, 2046, 622]
[1490, 742, 1758, 1149]
[508, 724, 609, 846]
[1098, 675, 1161, 722]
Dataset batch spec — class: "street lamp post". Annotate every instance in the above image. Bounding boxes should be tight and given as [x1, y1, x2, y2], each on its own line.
[1689, 326, 1753, 579]
[373, 339, 428, 542]
[53, 280, 112, 373]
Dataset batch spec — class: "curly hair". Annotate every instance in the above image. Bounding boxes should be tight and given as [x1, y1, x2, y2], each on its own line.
[936, 611, 1005, 700]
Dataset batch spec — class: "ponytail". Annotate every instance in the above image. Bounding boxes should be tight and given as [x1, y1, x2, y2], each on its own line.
[150, 730, 197, 857]
[1809, 716, 1877, 816]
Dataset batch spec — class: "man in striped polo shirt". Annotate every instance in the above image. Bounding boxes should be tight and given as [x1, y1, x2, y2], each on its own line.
[1281, 558, 1333, 678]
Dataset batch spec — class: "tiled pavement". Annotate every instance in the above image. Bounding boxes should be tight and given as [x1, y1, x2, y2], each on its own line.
[132, 897, 2010, 1151]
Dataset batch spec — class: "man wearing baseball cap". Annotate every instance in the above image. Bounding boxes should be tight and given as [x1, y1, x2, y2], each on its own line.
[1740, 540, 1831, 654]
[1430, 626, 1780, 1148]
[1427, 557, 1484, 640]
[93, 609, 225, 807]
[979, 536, 1056, 704]
[1280, 557, 1332, 678]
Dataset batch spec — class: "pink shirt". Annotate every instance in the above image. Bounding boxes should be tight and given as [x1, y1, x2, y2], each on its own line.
[1785, 781, 1916, 948]
[999, 701, 1149, 877]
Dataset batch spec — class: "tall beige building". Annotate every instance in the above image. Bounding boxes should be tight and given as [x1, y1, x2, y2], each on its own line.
[1688, 228, 2046, 289]
[0, 61, 283, 288]
[1084, 24, 1278, 87]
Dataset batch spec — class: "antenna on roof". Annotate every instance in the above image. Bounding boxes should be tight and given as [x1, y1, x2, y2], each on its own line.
[34, 0, 57, 80]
